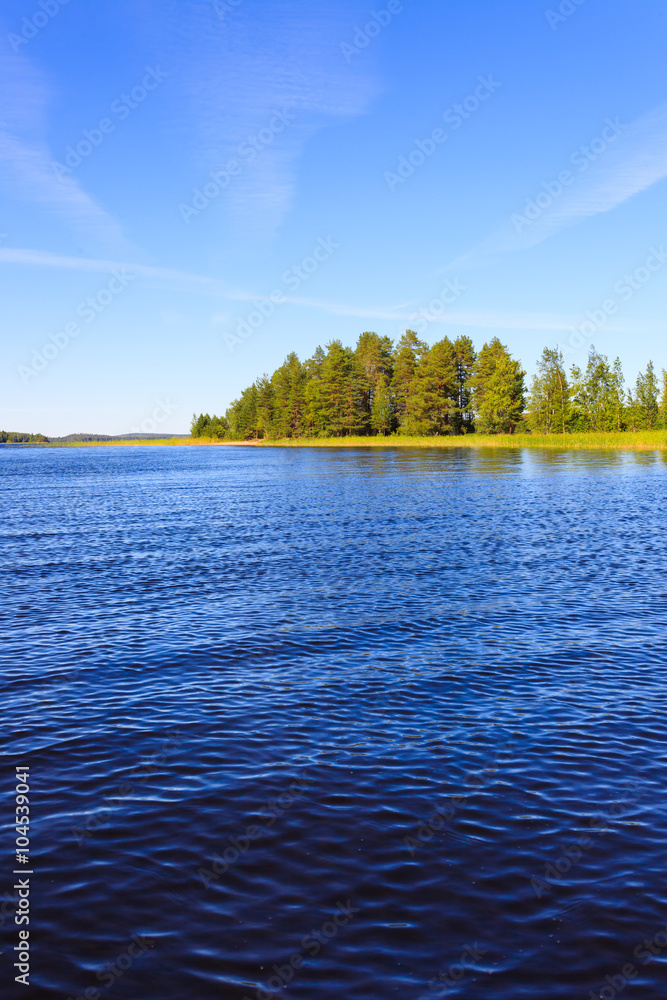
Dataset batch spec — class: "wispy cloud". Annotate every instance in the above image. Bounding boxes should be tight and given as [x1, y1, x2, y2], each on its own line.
[9, 245, 644, 339]
[448, 100, 667, 268]
[0, 44, 131, 252]
[0, 246, 250, 298]
[276, 299, 642, 335]
[135, 0, 379, 241]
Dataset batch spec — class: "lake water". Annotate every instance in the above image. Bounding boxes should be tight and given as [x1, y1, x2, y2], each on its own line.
[1, 445, 667, 999]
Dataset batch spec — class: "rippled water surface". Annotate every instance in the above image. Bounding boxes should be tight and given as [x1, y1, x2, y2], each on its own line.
[2, 445, 667, 999]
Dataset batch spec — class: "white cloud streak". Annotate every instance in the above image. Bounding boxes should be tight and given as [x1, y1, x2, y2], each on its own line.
[0, 45, 132, 252]
[449, 100, 667, 268]
[135, 0, 379, 241]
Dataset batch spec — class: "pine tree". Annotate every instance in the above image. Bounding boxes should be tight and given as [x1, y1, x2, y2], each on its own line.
[226, 383, 259, 439]
[370, 373, 393, 435]
[406, 337, 458, 434]
[473, 338, 526, 434]
[625, 388, 639, 432]
[452, 335, 477, 433]
[610, 358, 626, 432]
[271, 353, 306, 438]
[392, 330, 427, 431]
[528, 347, 569, 434]
[635, 361, 659, 429]
[570, 347, 616, 431]
[319, 340, 366, 436]
[355, 332, 394, 427]
[304, 346, 327, 436]
[255, 375, 275, 439]
[659, 369, 667, 429]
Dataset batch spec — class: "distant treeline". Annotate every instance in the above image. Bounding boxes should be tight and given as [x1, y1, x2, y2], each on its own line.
[1, 431, 49, 444]
[191, 333, 667, 440]
[0, 432, 189, 445]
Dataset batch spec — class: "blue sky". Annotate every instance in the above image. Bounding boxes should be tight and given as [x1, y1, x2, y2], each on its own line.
[1, 0, 666, 435]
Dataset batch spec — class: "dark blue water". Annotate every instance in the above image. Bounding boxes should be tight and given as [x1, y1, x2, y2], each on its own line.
[1, 445, 667, 999]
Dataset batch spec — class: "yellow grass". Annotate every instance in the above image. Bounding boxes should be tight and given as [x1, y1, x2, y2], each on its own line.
[246, 431, 667, 451]
[61, 432, 667, 451]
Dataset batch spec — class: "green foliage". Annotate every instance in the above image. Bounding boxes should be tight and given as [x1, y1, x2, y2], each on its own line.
[405, 337, 458, 435]
[452, 335, 477, 434]
[317, 340, 367, 437]
[391, 330, 427, 432]
[0, 430, 49, 443]
[635, 360, 660, 430]
[660, 369, 667, 430]
[569, 348, 625, 432]
[356, 332, 394, 428]
[194, 333, 663, 443]
[473, 338, 526, 434]
[190, 413, 229, 439]
[528, 347, 569, 434]
[370, 373, 393, 435]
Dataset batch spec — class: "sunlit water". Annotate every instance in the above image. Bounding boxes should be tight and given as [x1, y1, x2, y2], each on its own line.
[1, 445, 666, 999]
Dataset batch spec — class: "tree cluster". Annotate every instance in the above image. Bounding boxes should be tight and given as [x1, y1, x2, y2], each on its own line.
[529, 347, 667, 433]
[193, 333, 526, 440]
[192, 335, 667, 441]
[0, 430, 49, 443]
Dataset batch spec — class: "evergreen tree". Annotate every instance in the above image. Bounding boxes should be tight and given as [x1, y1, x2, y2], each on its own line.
[528, 347, 569, 434]
[227, 384, 259, 439]
[370, 373, 393, 435]
[255, 375, 275, 439]
[635, 361, 659, 429]
[392, 330, 427, 431]
[659, 369, 667, 429]
[271, 353, 306, 438]
[304, 346, 327, 436]
[355, 332, 394, 427]
[318, 340, 366, 436]
[610, 358, 626, 432]
[625, 388, 639, 432]
[202, 333, 667, 441]
[452, 335, 477, 433]
[473, 338, 526, 434]
[570, 347, 616, 431]
[406, 337, 458, 434]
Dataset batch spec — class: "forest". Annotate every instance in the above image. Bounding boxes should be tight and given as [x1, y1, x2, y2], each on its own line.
[0, 430, 49, 444]
[191, 333, 667, 441]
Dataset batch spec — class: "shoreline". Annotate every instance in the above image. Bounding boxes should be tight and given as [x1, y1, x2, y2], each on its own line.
[20, 431, 667, 452]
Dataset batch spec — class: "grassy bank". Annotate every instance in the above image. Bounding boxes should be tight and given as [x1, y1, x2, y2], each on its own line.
[196, 431, 667, 451]
[56, 432, 667, 451]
